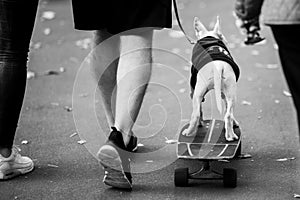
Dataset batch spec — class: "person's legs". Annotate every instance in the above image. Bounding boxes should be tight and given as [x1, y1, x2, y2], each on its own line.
[271, 25, 300, 136]
[0, 0, 38, 179]
[114, 30, 153, 145]
[96, 29, 154, 189]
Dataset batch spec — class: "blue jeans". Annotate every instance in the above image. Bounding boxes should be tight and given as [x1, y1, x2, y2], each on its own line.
[0, 0, 38, 148]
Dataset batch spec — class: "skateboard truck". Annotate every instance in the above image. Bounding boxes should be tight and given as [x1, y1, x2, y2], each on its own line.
[175, 160, 237, 188]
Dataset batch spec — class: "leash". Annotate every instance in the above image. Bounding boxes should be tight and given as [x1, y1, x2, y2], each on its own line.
[172, 0, 196, 45]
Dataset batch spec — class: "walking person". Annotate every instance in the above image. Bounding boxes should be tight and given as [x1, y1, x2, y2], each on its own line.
[71, 0, 172, 190]
[234, 0, 300, 138]
[0, 0, 38, 179]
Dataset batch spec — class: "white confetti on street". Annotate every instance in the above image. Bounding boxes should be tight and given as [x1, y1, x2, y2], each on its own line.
[137, 143, 144, 147]
[21, 140, 29, 145]
[242, 100, 252, 106]
[33, 42, 42, 49]
[294, 194, 300, 198]
[283, 90, 292, 97]
[146, 160, 153, 163]
[41, 11, 56, 20]
[69, 132, 78, 138]
[276, 157, 295, 162]
[75, 38, 92, 50]
[43, 28, 51, 35]
[275, 100, 280, 104]
[165, 139, 178, 144]
[27, 71, 36, 80]
[77, 140, 87, 145]
[47, 164, 59, 168]
[59, 67, 66, 72]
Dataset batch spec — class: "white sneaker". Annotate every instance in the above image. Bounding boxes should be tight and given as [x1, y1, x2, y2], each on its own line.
[0, 146, 34, 180]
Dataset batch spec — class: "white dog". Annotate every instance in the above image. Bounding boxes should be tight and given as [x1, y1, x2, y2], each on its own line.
[182, 16, 240, 141]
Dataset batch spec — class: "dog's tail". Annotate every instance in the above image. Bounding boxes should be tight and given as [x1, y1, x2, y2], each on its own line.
[214, 66, 223, 114]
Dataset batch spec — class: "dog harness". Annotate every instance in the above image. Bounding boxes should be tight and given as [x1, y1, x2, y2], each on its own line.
[190, 36, 240, 90]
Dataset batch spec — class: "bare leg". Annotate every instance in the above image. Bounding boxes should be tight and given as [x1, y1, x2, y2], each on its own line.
[224, 88, 238, 141]
[92, 30, 119, 127]
[114, 30, 154, 145]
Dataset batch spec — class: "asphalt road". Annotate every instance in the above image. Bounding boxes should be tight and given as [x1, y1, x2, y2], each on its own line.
[0, 0, 299, 199]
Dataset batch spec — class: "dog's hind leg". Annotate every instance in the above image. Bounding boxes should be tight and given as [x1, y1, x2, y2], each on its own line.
[182, 78, 207, 136]
[223, 83, 239, 141]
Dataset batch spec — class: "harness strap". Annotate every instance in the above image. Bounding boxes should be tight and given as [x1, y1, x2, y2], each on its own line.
[172, 0, 196, 45]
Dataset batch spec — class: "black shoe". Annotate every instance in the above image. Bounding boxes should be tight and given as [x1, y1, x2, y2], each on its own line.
[244, 31, 265, 45]
[97, 127, 132, 190]
[127, 134, 138, 152]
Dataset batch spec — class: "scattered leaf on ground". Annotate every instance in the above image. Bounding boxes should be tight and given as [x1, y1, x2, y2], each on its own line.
[69, 132, 78, 138]
[283, 90, 292, 97]
[294, 194, 300, 198]
[64, 106, 73, 112]
[276, 157, 296, 162]
[42, 70, 60, 76]
[43, 28, 51, 35]
[41, 11, 56, 20]
[238, 153, 252, 159]
[242, 100, 252, 106]
[59, 67, 66, 72]
[77, 140, 87, 145]
[75, 38, 92, 50]
[33, 42, 42, 49]
[27, 71, 36, 80]
[21, 140, 29, 145]
[218, 159, 230, 163]
[47, 164, 59, 168]
[165, 139, 178, 144]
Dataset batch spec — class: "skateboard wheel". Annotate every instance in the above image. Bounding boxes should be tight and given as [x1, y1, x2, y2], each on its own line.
[223, 168, 237, 188]
[174, 168, 189, 187]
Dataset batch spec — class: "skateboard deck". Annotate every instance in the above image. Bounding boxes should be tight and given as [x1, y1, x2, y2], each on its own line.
[177, 119, 241, 160]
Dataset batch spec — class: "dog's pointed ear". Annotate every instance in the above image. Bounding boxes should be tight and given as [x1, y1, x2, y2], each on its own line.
[194, 17, 207, 38]
[213, 16, 221, 34]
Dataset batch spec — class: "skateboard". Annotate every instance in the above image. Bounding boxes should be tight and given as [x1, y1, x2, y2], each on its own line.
[174, 119, 242, 188]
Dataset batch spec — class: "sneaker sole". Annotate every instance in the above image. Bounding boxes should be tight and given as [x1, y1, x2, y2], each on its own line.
[0, 161, 34, 180]
[97, 145, 132, 190]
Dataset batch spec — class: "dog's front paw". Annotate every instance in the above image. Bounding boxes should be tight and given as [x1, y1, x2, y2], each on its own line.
[225, 131, 239, 142]
[182, 128, 197, 137]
